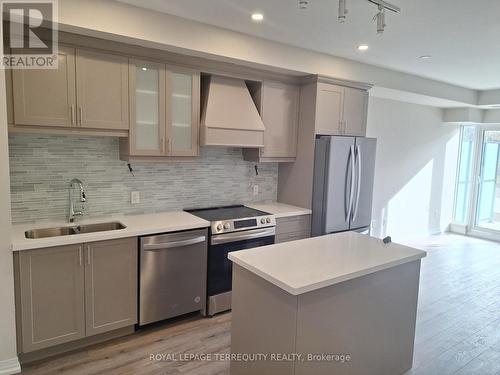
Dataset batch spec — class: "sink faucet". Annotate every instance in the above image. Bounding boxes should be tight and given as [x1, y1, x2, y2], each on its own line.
[69, 178, 86, 223]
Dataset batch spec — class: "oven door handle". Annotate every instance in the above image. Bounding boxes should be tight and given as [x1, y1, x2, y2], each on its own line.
[142, 236, 206, 251]
[211, 227, 275, 245]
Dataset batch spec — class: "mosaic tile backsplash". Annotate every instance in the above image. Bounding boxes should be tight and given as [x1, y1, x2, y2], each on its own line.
[9, 134, 278, 224]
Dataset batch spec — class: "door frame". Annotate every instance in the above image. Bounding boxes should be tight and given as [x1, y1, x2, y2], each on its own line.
[465, 125, 500, 240]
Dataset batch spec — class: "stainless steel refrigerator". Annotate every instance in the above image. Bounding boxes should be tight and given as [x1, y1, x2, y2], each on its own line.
[312, 136, 377, 236]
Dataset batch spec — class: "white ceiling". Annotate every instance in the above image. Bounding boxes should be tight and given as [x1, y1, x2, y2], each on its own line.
[117, 0, 500, 91]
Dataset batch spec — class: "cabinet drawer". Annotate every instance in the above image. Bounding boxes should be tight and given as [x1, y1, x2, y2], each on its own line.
[276, 215, 311, 235]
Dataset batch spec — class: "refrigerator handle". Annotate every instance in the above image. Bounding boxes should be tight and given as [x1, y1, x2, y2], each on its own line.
[346, 145, 355, 223]
[353, 144, 362, 221]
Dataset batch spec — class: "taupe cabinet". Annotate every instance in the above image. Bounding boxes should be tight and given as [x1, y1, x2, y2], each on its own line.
[315, 83, 369, 136]
[12, 46, 76, 128]
[275, 214, 311, 243]
[15, 237, 137, 353]
[244, 81, 300, 162]
[121, 60, 200, 159]
[75, 49, 129, 130]
[11, 47, 129, 131]
[277, 78, 371, 210]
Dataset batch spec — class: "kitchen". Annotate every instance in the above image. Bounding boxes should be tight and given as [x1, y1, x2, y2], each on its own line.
[0, 1, 499, 375]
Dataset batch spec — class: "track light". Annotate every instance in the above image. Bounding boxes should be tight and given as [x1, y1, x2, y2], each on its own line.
[298, 0, 309, 10]
[374, 5, 386, 34]
[338, 0, 348, 23]
[336, 0, 400, 35]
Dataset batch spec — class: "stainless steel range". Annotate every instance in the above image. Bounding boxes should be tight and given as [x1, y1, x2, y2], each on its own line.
[186, 205, 276, 316]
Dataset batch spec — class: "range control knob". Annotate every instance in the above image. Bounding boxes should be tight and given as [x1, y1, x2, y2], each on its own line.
[260, 218, 266, 224]
[217, 224, 223, 231]
[266, 217, 271, 223]
[224, 222, 231, 230]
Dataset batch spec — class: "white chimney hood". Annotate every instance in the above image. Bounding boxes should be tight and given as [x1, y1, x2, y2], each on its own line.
[200, 75, 265, 148]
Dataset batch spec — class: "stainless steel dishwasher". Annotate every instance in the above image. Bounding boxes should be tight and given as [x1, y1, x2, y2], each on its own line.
[139, 228, 208, 326]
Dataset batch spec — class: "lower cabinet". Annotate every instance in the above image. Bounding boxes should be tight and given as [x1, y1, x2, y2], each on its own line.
[15, 237, 137, 353]
[17, 244, 86, 353]
[275, 215, 312, 243]
[84, 238, 138, 336]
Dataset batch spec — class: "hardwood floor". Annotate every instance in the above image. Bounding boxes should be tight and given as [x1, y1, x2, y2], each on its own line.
[20, 234, 500, 375]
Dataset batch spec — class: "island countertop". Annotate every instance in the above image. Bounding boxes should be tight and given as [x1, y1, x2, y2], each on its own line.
[228, 231, 426, 295]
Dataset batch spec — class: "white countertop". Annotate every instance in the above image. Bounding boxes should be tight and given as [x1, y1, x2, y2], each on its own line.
[228, 231, 426, 295]
[11, 212, 210, 251]
[245, 202, 311, 218]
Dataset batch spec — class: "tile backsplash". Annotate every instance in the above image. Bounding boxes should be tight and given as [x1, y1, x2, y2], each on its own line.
[9, 134, 278, 224]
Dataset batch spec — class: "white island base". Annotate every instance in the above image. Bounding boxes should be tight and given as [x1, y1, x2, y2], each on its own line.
[229, 232, 426, 375]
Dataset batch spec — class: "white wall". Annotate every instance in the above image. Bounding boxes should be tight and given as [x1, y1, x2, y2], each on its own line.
[0, 68, 20, 373]
[367, 97, 460, 241]
[56, 0, 477, 106]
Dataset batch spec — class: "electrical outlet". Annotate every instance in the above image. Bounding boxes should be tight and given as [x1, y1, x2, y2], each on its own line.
[131, 191, 140, 204]
[253, 185, 259, 196]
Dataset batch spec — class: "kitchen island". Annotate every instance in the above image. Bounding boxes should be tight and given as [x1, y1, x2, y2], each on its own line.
[228, 232, 426, 375]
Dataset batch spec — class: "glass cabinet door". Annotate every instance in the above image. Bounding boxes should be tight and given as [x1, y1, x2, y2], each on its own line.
[166, 67, 200, 156]
[129, 60, 166, 156]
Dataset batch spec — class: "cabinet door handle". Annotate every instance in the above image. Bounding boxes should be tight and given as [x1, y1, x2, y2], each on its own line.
[78, 246, 82, 267]
[167, 138, 172, 154]
[78, 106, 83, 126]
[339, 120, 343, 133]
[160, 137, 165, 153]
[87, 245, 91, 265]
[70, 105, 75, 126]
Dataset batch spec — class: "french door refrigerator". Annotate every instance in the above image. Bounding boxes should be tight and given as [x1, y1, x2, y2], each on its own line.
[312, 135, 377, 236]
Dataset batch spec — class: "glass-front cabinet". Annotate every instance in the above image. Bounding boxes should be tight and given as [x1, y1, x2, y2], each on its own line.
[166, 67, 200, 156]
[129, 60, 166, 156]
[124, 60, 200, 158]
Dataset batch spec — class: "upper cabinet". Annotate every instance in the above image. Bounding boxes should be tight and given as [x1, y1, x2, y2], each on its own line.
[76, 49, 129, 130]
[315, 83, 344, 136]
[127, 59, 166, 156]
[120, 61, 200, 159]
[12, 46, 76, 128]
[10, 47, 129, 135]
[315, 83, 369, 137]
[243, 80, 300, 162]
[167, 66, 200, 157]
[343, 87, 369, 136]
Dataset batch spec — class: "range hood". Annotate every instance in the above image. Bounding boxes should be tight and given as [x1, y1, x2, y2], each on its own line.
[200, 75, 265, 148]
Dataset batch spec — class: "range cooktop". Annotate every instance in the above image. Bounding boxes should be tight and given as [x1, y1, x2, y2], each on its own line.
[185, 205, 275, 234]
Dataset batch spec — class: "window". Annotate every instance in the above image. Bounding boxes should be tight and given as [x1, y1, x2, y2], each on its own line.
[475, 130, 500, 231]
[453, 126, 476, 224]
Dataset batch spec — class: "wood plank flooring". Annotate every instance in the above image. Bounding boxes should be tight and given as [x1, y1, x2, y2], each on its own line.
[20, 234, 500, 375]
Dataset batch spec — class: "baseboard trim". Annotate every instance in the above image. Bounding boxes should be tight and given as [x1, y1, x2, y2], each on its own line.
[0, 357, 21, 375]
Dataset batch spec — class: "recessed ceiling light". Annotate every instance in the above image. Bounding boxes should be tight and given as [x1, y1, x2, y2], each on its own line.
[251, 13, 264, 22]
[141, 67, 148, 71]
[358, 45, 369, 51]
[419, 55, 432, 60]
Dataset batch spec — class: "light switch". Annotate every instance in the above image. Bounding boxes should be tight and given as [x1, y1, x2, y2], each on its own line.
[131, 191, 140, 204]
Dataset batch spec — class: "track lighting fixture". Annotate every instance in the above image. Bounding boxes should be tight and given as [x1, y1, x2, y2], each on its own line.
[338, 0, 347, 23]
[337, 0, 400, 35]
[298, 0, 309, 10]
[374, 4, 386, 34]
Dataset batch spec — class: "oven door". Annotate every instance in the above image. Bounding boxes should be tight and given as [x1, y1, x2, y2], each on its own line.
[208, 227, 275, 297]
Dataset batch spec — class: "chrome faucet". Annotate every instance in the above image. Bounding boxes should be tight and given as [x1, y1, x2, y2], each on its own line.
[69, 178, 86, 223]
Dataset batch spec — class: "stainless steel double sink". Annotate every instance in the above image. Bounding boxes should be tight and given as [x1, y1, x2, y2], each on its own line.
[25, 222, 126, 239]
